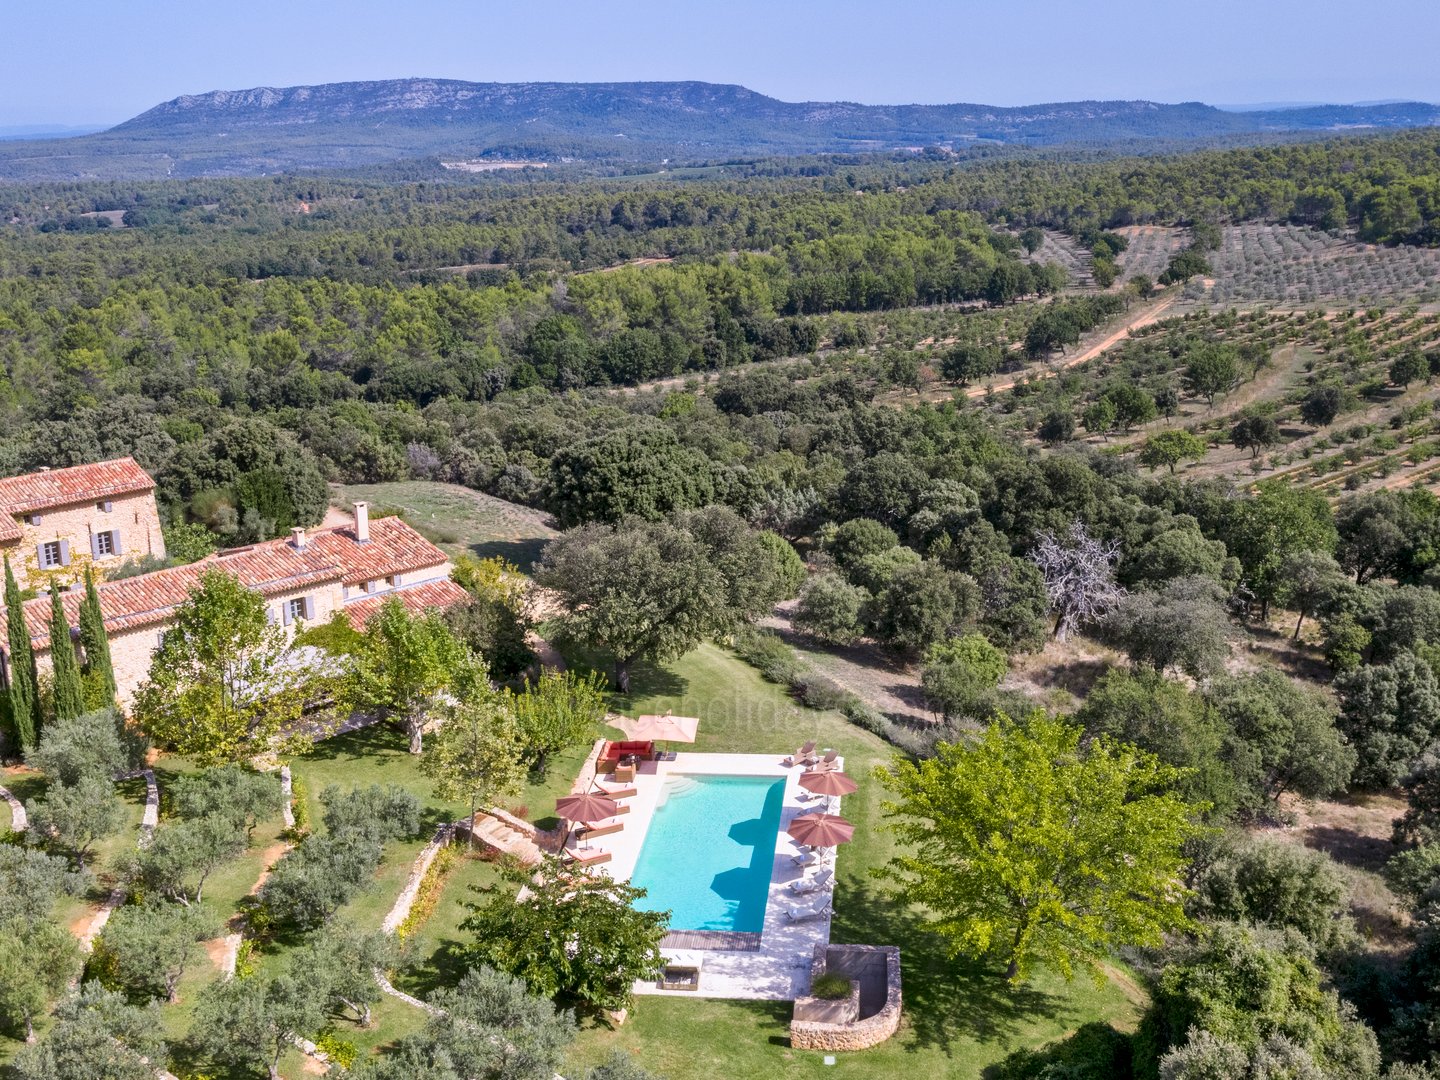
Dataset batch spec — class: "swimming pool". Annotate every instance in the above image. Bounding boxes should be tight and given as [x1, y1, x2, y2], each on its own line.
[629, 774, 786, 933]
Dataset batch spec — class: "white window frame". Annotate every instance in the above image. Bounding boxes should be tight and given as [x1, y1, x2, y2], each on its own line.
[285, 597, 307, 624]
[94, 530, 116, 557]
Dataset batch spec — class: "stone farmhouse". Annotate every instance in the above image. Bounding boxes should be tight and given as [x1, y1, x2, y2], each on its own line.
[2, 458, 467, 704]
[0, 457, 166, 591]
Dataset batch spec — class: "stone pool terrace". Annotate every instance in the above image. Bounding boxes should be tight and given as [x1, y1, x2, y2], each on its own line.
[564, 748, 844, 1001]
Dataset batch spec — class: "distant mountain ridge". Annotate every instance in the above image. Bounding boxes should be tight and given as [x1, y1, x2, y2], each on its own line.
[2, 78, 1438, 181]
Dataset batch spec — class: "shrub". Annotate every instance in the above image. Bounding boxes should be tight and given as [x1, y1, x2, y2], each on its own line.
[791, 673, 849, 712]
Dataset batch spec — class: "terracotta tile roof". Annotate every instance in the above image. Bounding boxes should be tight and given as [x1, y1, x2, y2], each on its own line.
[0, 457, 154, 517]
[24, 516, 450, 649]
[341, 578, 470, 629]
[0, 518, 19, 544]
[306, 516, 450, 586]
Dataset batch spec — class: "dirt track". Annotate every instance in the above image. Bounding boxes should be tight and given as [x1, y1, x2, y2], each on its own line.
[962, 294, 1178, 399]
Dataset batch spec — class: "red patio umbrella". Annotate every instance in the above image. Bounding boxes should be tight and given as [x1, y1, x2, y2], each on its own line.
[798, 770, 859, 813]
[798, 771, 858, 798]
[556, 792, 620, 823]
[787, 812, 855, 855]
[556, 792, 620, 850]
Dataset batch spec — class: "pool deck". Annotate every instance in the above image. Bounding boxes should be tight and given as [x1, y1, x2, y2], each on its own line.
[565, 750, 843, 1001]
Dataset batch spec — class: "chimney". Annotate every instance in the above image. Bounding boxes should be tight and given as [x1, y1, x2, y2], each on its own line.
[290, 526, 307, 550]
[354, 501, 370, 544]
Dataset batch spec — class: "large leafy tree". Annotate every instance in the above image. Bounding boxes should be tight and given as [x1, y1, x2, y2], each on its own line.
[128, 814, 247, 905]
[1209, 670, 1357, 811]
[423, 695, 527, 846]
[1139, 429, 1206, 474]
[0, 921, 82, 1042]
[191, 968, 327, 1080]
[875, 711, 1200, 981]
[507, 670, 608, 779]
[463, 857, 668, 1013]
[26, 775, 123, 867]
[1334, 650, 1440, 788]
[352, 598, 475, 754]
[1075, 668, 1240, 821]
[1134, 922, 1380, 1080]
[920, 633, 1007, 722]
[132, 569, 307, 766]
[12, 981, 166, 1080]
[92, 900, 218, 1002]
[1219, 482, 1337, 619]
[0, 847, 88, 925]
[356, 965, 576, 1080]
[4, 555, 42, 751]
[547, 424, 714, 528]
[536, 519, 731, 692]
[1103, 575, 1231, 679]
[27, 708, 143, 787]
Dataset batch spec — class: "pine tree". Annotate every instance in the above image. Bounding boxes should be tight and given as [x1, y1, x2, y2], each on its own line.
[49, 587, 85, 723]
[79, 568, 117, 707]
[3, 556, 40, 750]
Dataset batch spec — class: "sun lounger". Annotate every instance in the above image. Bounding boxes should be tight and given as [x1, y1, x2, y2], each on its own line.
[576, 820, 624, 841]
[788, 868, 835, 895]
[597, 786, 638, 800]
[567, 847, 613, 867]
[785, 899, 832, 922]
[782, 740, 818, 768]
[791, 847, 819, 868]
[807, 749, 839, 773]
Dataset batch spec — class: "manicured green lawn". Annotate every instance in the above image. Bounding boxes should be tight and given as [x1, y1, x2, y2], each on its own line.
[557, 642, 1144, 1079]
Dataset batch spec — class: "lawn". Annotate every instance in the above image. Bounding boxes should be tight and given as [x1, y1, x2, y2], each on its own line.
[556, 642, 1145, 1079]
[332, 480, 557, 571]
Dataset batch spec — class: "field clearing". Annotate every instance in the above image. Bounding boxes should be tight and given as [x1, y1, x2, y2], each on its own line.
[331, 481, 557, 571]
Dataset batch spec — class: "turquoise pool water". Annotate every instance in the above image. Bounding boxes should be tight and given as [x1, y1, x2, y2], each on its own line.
[629, 774, 786, 932]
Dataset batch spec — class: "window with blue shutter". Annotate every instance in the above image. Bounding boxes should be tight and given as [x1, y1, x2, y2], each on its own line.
[58, 539, 70, 567]
[38, 540, 61, 569]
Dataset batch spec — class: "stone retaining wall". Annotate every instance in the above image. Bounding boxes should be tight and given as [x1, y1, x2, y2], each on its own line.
[790, 943, 902, 1052]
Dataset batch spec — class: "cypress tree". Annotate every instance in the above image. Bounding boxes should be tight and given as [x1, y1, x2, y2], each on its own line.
[79, 568, 117, 706]
[49, 586, 85, 722]
[3, 556, 40, 750]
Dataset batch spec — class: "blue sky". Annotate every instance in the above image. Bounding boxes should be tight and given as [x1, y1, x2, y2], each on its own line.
[5, 0, 1438, 126]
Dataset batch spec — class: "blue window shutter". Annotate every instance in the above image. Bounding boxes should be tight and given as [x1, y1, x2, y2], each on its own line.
[112, 529, 123, 556]
[36, 543, 46, 567]
[282, 602, 292, 626]
[58, 540, 70, 566]
[303, 596, 316, 621]
[90, 533, 100, 559]
[102, 501, 113, 513]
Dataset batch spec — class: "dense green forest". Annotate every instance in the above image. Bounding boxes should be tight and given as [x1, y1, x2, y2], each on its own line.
[5, 128, 1440, 1077]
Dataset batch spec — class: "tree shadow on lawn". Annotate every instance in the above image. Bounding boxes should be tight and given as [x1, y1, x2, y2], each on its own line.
[294, 720, 402, 764]
[833, 879, 1072, 1054]
[470, 536, 550, 573]
[557, 647, 690, 705]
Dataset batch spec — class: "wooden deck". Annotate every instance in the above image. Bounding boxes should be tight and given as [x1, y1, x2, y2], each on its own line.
[660, 929, 762, 951]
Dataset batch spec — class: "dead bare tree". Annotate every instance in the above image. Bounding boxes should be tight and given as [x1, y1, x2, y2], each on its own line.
[1030, 522, 1123, 642]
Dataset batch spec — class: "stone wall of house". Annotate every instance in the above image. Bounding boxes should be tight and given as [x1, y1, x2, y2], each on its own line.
[8, 491, 164, 590]
[35, 579, 349, 705]
[790, 943, 903, 1053]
